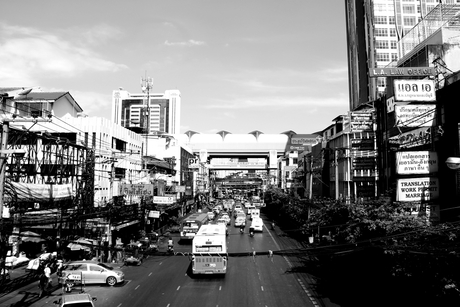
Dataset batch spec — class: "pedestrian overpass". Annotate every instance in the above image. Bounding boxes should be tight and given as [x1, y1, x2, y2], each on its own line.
[177, 130, 321, 170]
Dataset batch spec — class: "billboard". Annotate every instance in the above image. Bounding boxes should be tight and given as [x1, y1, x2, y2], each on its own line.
[396, 177, 439, 202]
[388, 127, 432, 150]
[396, 151, 438, 175]
[394, 79, 435, 101]
[395, 104, 436, 127]
[349, 112, 373, 132]
[120, 184, 154, 197]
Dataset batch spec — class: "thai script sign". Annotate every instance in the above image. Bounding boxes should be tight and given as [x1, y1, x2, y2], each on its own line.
[396, 177, 439, 202]
[389, 127, 431, 150]
[121, 184, 154, 196]
[396, 151, 438, 175]
[349, 112, 373, 132]
[291, 135, 320, 145]
[394, 79, 435, 101]
[395, 104, 436, 127]
[353, 157, 376, 170]
[153, 196, 176, 204]
[351, 138, 374, 150]
[369, 67, 435, 77]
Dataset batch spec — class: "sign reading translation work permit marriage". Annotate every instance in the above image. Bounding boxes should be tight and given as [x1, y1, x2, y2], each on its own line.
[369, 67, 436, 77]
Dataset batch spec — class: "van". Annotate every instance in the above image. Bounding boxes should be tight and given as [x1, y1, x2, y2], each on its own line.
[250, 209, 260, 220]
[250, 217, 263, 232]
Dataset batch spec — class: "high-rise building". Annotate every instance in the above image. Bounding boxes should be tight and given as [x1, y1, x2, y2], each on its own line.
[111, 88, 181, 135]
[344, 0, 454, 110]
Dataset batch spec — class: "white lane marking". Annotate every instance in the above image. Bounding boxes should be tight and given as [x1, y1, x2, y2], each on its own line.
[135, 285, 140, 290]
[219, 286, 222, 291]
[177, 286, 181, 291]
[117, 304, 122, 307]
[126, 280, 132, 284]
[261, 286, 264, 291]
[148, 272, 152, 276]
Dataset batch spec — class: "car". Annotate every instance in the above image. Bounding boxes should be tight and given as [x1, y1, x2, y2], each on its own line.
[59, 261, 124, 286]
[234, 203, 243, 211]
[221, 214, 231, 225]
[234, 216, 246, 227]
[53, 293, 97, 307]
[250, 217, 264, 232]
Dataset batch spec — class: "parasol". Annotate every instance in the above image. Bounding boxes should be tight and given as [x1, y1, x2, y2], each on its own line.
[20, 231, 45, 243]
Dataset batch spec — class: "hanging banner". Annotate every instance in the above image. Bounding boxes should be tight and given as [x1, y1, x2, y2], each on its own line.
[396, 177, 439, 202]
[395, 104, 436, 127]
[10, 182, 75, 201]
[396, 151, 438, 175]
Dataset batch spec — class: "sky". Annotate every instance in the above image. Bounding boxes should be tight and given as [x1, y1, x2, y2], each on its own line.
[0, 0, 349, 135]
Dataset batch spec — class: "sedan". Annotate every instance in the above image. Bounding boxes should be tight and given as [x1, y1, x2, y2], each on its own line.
[59, 261, 124, 286]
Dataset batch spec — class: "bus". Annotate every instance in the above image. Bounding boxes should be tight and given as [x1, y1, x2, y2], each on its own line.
[191, 224, 228, 275]
[180, 212, 209, 241]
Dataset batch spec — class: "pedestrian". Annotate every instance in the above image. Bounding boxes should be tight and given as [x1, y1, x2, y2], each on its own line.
[44, 264, 52, 286]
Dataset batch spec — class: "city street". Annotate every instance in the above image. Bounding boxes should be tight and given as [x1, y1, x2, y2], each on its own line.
[0, 214, 337, 307]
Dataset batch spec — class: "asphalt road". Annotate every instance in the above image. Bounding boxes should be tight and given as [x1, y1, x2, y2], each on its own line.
[1, 213, 338, 307]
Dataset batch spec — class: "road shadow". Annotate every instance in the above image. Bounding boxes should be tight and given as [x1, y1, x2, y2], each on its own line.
[185, 263, 225, 280]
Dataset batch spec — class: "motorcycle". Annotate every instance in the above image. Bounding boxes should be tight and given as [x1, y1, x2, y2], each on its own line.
[60, 273, 74, 293]
[240, 227, 244, 234]
[249, 227, 254, 237]
[0, 267, 10, 282]
[167, 245, 174, 255]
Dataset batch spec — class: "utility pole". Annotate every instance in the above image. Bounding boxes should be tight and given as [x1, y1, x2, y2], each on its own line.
[141, 76, 153, 160]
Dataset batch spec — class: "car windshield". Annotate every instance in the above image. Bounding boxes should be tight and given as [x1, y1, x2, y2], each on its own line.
[97, 263, 113, 270]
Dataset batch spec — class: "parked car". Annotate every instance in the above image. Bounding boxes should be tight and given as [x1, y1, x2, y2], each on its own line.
[59, 261, 124, 286]
[53, 293, 97, 307]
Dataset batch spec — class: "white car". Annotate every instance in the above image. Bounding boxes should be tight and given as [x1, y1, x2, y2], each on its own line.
[234, 216, 246, 227]
[250, 217, 263, 232]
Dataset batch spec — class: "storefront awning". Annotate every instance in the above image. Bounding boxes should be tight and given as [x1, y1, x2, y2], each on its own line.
[112, 220, 139, 231]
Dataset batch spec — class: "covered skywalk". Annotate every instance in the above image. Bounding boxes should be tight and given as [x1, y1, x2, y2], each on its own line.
[178, 131, 291, 170]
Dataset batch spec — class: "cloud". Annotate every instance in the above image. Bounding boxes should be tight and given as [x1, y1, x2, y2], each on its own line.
[69, 90, 112, 116]
[0, 24, 127, 86]
[78, 23, 124, 46]
[164, 39, 205, 47]
[204, 93, 348, 109]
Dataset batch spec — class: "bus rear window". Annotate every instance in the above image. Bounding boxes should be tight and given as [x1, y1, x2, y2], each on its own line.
[195, 245, 223, 252]
[184, 222, 199, 227]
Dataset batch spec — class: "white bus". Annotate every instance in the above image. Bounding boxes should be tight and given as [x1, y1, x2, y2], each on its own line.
[191, 224, 228, 275]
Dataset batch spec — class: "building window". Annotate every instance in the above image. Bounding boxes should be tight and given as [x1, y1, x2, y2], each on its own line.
[377, 77, 386, 87]
[402, 5, 415, 14]
[388, 16, 395, 24]
[375, 28, 388, 37]
[390, 41, 398, 49]
[375, 40, 389, 49]
[389, 28, 397, 37]
[376, 52, 390, 62]
[391, 53, 398, 61]
[403, 16, 417, 27]
[374, 16, 387, 25]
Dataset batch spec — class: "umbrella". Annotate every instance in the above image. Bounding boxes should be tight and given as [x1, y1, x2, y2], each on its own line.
[67, 243, 91, 251]
[20, 231, 45, 243]
[67, 238, 94, 251]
